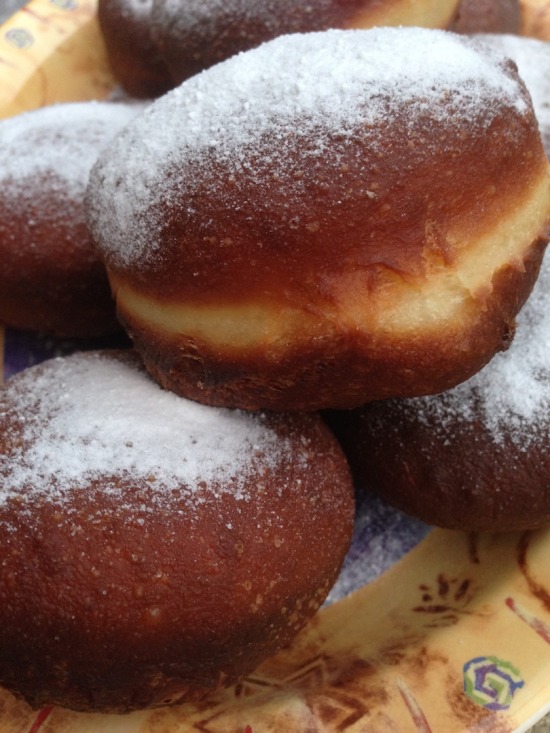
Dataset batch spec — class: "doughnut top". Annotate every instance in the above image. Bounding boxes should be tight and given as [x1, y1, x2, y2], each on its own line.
[408, 252, 550, 447]
[88, 27, 532, 275]
[0, 351, 306, 511]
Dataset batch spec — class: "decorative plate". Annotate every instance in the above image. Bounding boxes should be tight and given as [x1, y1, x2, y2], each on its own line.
[1, 1, 550, 731]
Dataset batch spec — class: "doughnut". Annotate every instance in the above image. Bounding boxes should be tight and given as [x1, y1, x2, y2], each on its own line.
[86, 28, 550, 412]
[0, 101, 145, 338]
[0, 349, 354, 712]
[326, 249, 550, 533]
[98, 0, 520, 96]
[474, 33, 550, 156]
[97, 0, 173, 99]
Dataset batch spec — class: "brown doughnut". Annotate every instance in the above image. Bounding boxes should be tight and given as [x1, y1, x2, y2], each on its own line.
[86, 28, 550, 412]
[97, 0, 173, 98]
[0, 101, 143, 338]
[326, 250, 550, 533]
[97, 0, 521, 97]
[0, 350, 354, 712]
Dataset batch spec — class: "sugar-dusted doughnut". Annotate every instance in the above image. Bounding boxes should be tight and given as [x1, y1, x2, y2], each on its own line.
[0, 101, 143, 338]
[98, 0, 520, 96]
[326, 250, 550, 532]
[475, 33, 550, 156]
[0, 350, 354, 712]
[86, 28, 550, 412]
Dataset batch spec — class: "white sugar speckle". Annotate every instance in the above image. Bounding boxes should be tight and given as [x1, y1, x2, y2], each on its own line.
[474, 34, 550, 156]
[414, 250, 550, 447]
[0, 101, 144, 203]
[0, 352, 295, 507]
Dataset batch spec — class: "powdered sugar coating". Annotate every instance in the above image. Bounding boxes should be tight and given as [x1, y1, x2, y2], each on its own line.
[0, 100, 147, 337]
[0, 101, 143, 201]
[87, 27, 531, 271]
[475, 33, 550, 155]
[0, 351, 304, 508]
[412, 251, 550, 447]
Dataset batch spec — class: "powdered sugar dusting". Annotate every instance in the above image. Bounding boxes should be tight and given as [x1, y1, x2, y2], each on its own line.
[0, 101, 143, 202]
[475, 34, 550, 156]
[415, 251, 550, 447]
[0, 352, 294, 508]
[87, 27, 531, 270]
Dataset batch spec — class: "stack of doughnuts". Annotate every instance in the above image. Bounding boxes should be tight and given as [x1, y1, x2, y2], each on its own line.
[97, 0, 521, 97]
[86, 27, 550, 411]
[2, 13, 550, 716]
[0, 101, 143, 338]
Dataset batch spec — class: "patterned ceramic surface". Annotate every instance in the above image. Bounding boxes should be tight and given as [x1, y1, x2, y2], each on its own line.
[1, 1, 550, 731]
[0, 0, 113, 118]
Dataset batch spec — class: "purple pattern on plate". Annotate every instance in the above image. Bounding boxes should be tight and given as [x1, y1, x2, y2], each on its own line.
[327, 490, 429, 603]
[3, 328, 131, 380]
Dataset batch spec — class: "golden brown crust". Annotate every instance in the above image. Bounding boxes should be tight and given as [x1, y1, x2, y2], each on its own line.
[327, 397, 550, 532]
[107, 97, 547, 299]
[115, 235, 546, 411]
[0, 192, 120, 337]
[0, 351, 354, 712]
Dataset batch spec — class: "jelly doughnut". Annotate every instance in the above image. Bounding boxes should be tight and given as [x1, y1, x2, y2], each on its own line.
[0, 350, 354, 712]
[0, 101, 143, 338]
[327, 250, 550, 532]
[86, 28, 550, 411]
